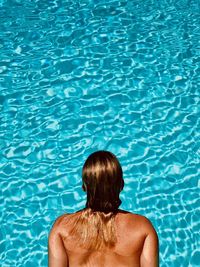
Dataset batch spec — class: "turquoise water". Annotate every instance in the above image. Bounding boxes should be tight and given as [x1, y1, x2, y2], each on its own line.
[0, 0, 199, 266]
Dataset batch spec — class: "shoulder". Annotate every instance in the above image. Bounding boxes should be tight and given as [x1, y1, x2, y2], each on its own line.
[49, 213, 70, 236]
[125, 213, 158, 235]
[48, 215, 69, 265]
[53, 213, 69, 226]
[127, 212, 154, 224]
[136, 214, 158, 242]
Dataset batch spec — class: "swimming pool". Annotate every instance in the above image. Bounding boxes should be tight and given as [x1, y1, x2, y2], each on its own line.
[0, 0, 199, 266]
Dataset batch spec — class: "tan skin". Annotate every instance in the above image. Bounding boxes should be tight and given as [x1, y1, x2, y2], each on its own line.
[48, 209, 159, 267]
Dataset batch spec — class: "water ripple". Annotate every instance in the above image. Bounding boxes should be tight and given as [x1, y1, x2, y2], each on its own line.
[0, 0, 199, 266]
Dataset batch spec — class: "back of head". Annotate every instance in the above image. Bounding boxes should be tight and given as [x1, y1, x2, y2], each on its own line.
[82, 150, 124, 213]
[68, 150, 124, 250]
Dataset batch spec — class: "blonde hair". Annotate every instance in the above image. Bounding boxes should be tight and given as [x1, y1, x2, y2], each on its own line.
[68, 150, 124, 250]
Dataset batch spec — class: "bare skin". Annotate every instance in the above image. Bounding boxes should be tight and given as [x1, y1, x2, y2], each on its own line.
[48, 209, 159, 267]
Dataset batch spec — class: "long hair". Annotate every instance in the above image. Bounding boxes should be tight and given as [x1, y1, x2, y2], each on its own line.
[68, 150, 124, 250]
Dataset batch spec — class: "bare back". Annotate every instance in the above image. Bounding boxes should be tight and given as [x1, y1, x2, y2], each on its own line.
[49, 209, 159, 267]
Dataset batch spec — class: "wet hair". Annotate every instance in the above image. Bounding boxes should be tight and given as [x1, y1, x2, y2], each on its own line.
[82, 150, 124, 212]
[68, 150, 124, 250]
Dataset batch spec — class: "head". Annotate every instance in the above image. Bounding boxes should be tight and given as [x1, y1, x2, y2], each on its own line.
[82, 150, 124, 213]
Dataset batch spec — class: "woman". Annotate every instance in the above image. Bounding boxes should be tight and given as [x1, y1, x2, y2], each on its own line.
[48, 150, 159, 266]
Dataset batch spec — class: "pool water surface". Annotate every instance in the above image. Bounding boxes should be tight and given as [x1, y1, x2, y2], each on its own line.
[0, 0, 199, 266]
